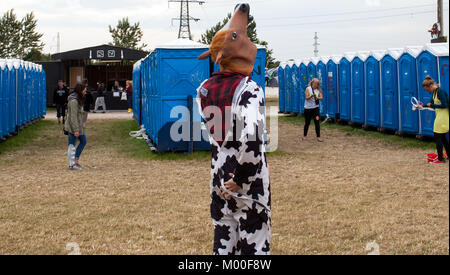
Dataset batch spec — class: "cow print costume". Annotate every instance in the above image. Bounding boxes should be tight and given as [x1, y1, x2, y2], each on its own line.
[197, 72, 271, 255]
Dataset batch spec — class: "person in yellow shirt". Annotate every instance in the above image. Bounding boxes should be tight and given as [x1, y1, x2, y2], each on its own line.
[422, 76, 449, 163]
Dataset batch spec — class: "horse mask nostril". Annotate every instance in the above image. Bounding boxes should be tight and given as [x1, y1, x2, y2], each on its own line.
[239, 4, 249, 13]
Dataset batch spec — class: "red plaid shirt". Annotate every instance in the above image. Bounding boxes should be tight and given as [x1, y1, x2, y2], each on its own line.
[200, 72, 250, 146]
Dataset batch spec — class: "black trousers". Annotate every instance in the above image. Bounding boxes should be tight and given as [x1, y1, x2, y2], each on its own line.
[56, 104, 66, 118]
[434, 133, 450, 161]
[304, 107, 320, 138]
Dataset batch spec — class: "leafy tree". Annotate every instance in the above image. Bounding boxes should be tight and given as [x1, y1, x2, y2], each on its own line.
[199, 13, 279, 69]
[109, 17, 147, 50]
[23, 48, 51, 61]
[0, 9, 44, 59]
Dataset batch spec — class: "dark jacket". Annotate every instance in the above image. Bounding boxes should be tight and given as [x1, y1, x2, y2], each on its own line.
[96, 86, 105, 98]
[53, 86, 69, 105]
[126, 85, 133, 97]
[430, 87, 449, 109]
[83, 91, 94, 112]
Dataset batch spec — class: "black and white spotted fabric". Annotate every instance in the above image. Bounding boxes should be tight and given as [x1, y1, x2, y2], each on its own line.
[197, 76, 271, 255]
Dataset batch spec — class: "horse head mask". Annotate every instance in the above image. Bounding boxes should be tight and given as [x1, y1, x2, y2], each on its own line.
[198, 3, 257, 75]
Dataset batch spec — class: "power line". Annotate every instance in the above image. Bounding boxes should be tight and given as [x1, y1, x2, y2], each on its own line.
[260, 9, 443, 28]
[256, 3, 436, 21]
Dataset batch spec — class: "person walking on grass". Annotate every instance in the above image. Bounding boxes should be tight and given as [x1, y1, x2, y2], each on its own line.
[421, 76, 449, 164]
[94, 82, 106, 113]
[53, 80, 69, 124]
[65, 84, 87, 170]
[302, 78, 324, 142]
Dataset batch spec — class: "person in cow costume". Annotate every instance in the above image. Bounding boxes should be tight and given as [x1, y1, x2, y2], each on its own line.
[197, 3, 271, 255]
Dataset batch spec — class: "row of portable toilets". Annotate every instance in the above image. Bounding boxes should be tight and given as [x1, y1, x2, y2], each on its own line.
[132, 39, 266, 152]
[0, 59, 47, 141]
[278, 43, 449, 138]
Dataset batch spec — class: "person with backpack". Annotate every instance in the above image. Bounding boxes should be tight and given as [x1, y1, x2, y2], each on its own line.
[421, 76, 449, 163]
[64, 84, 87, 170]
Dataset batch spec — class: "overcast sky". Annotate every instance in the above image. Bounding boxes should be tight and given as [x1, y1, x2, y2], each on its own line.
[1, 0, 448, 62]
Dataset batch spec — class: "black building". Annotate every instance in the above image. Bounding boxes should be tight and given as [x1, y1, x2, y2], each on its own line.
[39, 44, 148, 109]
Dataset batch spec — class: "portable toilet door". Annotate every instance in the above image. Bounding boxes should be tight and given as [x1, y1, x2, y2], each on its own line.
[425, 43, 449, 98]
[299, 62, 308, 115]
[380, 49, 403, 131]
[351, 52, 368, 125]
[252, 46, 266, 91]
[317, 57, 329, 118]
[285, 61, 294, 113]
[292, 62, 300, 114]
[398, 47, 421, 135]
[417, 46, 439, 138]
[0, 59, 6, 139]
[278, 63, 286, 113]
[307, 59, 316, 82]
[339, 55, 352, 122]
[6, 60, 16, 135]
[365, 51, 384, 128]
[326, 55, 341, 119]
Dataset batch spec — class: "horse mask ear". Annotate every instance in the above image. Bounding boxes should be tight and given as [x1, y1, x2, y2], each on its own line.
[198, 50, 211, 60]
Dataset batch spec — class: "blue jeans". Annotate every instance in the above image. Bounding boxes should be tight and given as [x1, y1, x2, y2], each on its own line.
[68, 133, 87, 159]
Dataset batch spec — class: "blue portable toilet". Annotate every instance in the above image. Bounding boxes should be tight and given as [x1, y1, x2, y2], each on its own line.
[291, 62, 300, 114]
[317, 56, 329, 117]
[142, 39, 211, 152]
[420, 43, 449, 137]
[6, 60, 16, 135]
[0, 59, 6, 139]
[351, 51, 369, 125]
[132, 59, 142, 125]
[299, 61, 308, 115]
[416, 45, 441, 138]
[398, 46, 422, 135]
[285, 61, 294, 113]
[379, 49, 403, 131]
[339, 53, 354, 122]
[425, 43, 448, 96]
[326, 55, 342, 119]
[278, 63, 286, 113]
[307, 58, 316, 82]
[365, 50, 384, 128]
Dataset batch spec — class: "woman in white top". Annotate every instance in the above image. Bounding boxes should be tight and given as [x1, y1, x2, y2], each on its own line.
[302, 78, 323, 142]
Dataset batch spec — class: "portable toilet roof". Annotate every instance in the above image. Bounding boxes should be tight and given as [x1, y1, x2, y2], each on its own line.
[279, 62, 288, 69]
[155, 38, 208, 49]
[370, 50, 388, 61]
[330, 55, 343, 64]
[0, 59, 6, 69]
[6, 59, 14, 70]
[357, 51, 371, 61]
[387, 48, 404, 60]
[133, 59, 142, 70]
[405, 46, 423, 57]
[320, 56, 330, 64]
[310, 57, 321, 65]
[294, 59, 303, 66]
[287, 60, 295, 68]
[302, 57, 311, 65]
[423, 43, 449, 56]
[344, 52, 357, 61]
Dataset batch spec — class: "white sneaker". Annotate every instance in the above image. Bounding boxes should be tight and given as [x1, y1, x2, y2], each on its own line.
[69, 165, 82, 171]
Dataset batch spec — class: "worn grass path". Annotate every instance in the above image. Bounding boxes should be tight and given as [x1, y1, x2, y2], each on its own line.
[0, 115, 448, 255]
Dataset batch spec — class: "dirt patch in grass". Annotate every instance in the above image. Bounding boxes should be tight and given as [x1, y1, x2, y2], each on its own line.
[0, 115, 448, 255]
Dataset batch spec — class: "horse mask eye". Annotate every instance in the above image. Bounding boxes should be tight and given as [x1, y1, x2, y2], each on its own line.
[232, 32, 238, 40]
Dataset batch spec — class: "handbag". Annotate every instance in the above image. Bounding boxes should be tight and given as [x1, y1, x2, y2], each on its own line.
[121, 92, 127, 101]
